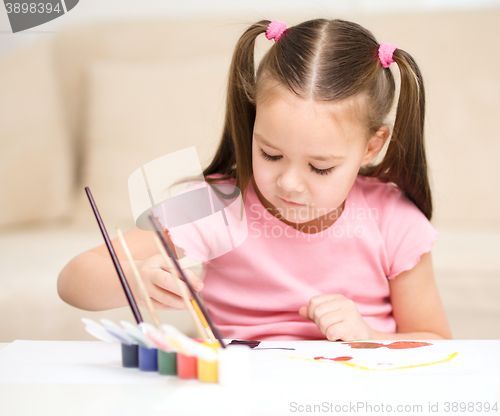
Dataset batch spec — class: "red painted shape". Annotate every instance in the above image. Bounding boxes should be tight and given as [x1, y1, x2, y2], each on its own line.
[342, 342, 384, 349]
[385, 341, 432, 349]
[314, 356, 353, 362]
[342, 341, 432, 350]
[333, 356, 353, 361]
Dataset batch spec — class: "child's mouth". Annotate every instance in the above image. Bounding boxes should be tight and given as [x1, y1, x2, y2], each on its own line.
[278, 197, 306, 207]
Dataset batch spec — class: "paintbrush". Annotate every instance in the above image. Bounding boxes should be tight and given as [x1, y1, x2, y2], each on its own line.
[191, 299, 217, 342]
[85, 187, 143, 324]
[152, 234, 211, 342]
[151, 233, 217, 343]
[116, 227, 161, 329]
[148, 213, 226, 348]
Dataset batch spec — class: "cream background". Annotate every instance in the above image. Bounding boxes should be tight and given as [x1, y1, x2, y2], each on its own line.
[0, 9, 499, 341]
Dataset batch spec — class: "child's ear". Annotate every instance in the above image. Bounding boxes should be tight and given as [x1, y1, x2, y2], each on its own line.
[360, 125, 390, 166]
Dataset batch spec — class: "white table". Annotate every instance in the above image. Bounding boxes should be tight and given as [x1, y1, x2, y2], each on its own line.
[1, 340, 499, 416]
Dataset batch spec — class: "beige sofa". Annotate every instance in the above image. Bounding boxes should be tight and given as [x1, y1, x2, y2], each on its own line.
[1, 10, 499, 342]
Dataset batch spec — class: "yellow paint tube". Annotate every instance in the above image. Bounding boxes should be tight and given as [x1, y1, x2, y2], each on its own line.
[197, 341, 220, 383]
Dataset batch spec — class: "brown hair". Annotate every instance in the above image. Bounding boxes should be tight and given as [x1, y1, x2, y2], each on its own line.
[203, 19, 433, 220]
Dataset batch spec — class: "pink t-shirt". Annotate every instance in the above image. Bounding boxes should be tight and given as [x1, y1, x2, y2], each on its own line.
[167, 174, 439, 341]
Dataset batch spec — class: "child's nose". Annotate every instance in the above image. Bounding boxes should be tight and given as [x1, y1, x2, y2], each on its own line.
[277, 168, 305, 193]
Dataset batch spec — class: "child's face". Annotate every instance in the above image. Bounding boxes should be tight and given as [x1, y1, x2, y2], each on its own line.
[252, 89, 380, 224]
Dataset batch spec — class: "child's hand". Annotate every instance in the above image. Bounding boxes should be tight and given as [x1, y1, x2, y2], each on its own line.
[131, 254, 204, 310]
[298, 294, 375, 341]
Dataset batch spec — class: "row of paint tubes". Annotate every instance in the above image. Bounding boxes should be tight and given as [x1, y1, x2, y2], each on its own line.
[82, 318, 250, 383]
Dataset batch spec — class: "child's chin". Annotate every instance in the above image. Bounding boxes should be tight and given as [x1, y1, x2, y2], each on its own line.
[279, 210, 312, 224]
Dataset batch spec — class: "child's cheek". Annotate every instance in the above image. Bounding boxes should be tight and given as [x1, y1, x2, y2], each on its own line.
[253, 160, 272, 194]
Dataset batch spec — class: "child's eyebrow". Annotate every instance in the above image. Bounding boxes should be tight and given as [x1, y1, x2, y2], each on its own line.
[253, 132, 345, 161]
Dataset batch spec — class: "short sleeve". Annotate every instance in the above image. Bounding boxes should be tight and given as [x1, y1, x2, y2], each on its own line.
[149, 177, 245, 267]
[384, 191, 440, 280]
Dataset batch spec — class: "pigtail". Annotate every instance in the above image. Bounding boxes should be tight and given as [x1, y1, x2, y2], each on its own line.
[363, 49, 432, 221]
[203, 21, 270, 196]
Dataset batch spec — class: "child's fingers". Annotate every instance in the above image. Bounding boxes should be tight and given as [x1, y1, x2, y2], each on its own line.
[150, 267, 202, 301]
[148, 283, 189, 310]
[182, 268, 204, 292]
[154, 255, 204, 292]
[299, 303, 347, 340]
[135, 255, 202, 308]
[148, 296, 185, 311]
[298, 305, 309, 320]
[316, 311, 345, 336]
[300, 293, 371, 341]
[324, 321, 350, 341]
[306, 295, 341, 321]
[151, 271, 192, 300]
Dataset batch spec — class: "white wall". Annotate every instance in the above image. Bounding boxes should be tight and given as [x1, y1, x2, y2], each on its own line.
[1, 0, 500, 56]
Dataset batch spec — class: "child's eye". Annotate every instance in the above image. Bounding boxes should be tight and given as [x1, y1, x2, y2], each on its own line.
[260, 149, 333, 175]
[260, 149, 282, 161]
[310, 164, 334, 176]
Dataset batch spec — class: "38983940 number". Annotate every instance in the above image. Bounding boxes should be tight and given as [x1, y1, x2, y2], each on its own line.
[5, 3, 62, 14]
[443, 402, 499, 412]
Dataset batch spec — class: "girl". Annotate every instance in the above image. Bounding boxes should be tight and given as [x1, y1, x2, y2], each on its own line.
[58, 18, 452, 342]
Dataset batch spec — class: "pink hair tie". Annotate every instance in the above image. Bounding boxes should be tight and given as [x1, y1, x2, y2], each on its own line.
[266, 19, 287, 41]
[378, 42, 398, 68]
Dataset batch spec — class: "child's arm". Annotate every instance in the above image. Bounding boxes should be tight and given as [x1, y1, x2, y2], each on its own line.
[57, 227, 204, 311]
[298, 251, 452, 340]
[373, 250, 452, 340]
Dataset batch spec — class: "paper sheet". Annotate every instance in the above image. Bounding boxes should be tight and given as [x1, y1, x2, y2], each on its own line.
[154, 340, 500, 416]
[253, 339, 484, 375]
[0, 339, 492, 384]
[1, 339, 499, 416]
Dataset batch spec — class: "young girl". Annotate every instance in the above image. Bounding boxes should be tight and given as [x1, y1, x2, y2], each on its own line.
[58, 18, 452, 342]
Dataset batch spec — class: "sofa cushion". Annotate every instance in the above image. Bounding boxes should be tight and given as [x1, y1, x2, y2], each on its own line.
[77, 57, 229, 226]
[0, 40, 73, 227]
